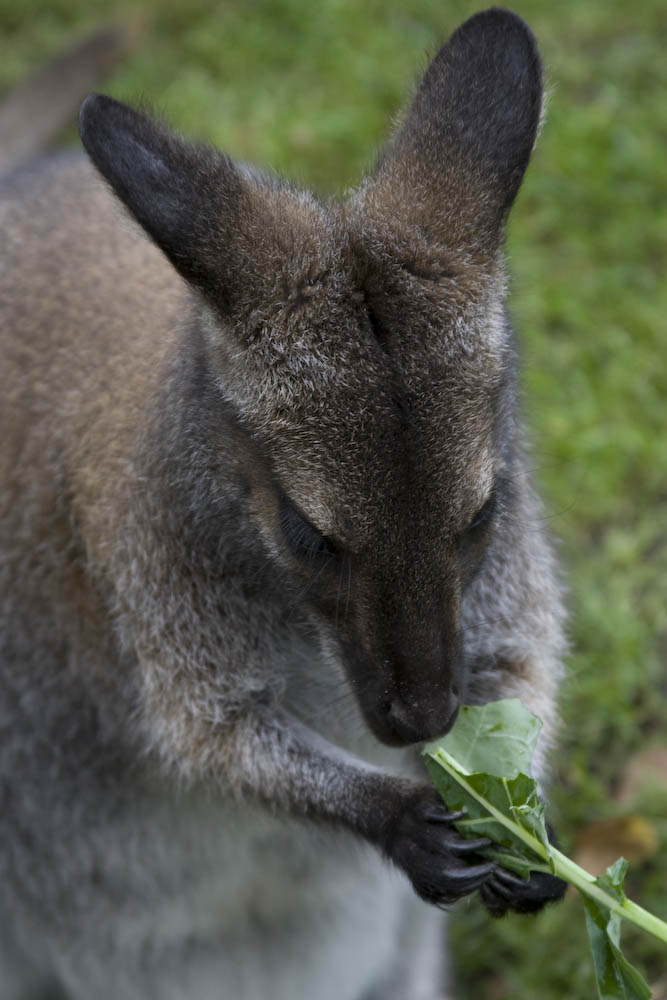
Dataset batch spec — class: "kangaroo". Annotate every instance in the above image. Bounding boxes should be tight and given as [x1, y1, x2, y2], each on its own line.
[0, 9, 566, 1000]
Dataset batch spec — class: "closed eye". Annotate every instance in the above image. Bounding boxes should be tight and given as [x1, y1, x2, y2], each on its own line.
[278, 493, 339, 564]
[466, 486, 497, 534]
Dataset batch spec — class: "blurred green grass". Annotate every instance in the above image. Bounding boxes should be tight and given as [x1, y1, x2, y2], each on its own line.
[1, 1, 666, 996]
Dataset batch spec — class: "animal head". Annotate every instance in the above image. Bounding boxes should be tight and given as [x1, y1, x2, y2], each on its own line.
[79, 9, 542, 747]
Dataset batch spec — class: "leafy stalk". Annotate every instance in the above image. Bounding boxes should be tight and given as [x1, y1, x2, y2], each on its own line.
[423, 699, 667, 999]
[429, 743, 667, 944]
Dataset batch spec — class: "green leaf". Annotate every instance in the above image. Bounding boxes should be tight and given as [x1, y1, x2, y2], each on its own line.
[423, 699, 667, 999]
[424, 749, 549, 874]
[482, 849, 536, 879]
[583, 897, 651, 1000]
[597, 858, 629, 905]
[582, 859, 650, 999]
[423, 699, 550, 862]
[424, 698, 542, 778]
[511, 798, 554, 870]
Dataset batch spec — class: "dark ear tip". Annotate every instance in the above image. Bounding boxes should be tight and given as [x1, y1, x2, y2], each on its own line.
[78, 93, 104, 143]
[455, 7, 539, 58]
[78, 94, 128, 146]
[454, 7, 537, 52]
[465, 6, 536, 36]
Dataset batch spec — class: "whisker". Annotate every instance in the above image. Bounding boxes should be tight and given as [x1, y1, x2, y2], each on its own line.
[282, 556, 336, 620]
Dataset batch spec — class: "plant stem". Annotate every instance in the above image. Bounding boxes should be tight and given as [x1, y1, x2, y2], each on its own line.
[550, 848, 667, 945]
[433, 748, 667, 947]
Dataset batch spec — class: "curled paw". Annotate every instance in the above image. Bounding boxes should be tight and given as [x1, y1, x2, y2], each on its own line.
[480, 866, 567, 916]
[384, 790, 496, 906]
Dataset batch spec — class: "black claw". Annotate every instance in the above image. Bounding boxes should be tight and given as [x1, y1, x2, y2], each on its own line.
[423, 805, 466, 824]
[430, 826, 480, 852]
[493, 867, 531, 888]
[448, 834, 492, 854]
[443, 860, 496, 885]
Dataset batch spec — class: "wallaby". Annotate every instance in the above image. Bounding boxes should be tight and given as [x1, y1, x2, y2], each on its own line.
[0, 9, 567, 1000]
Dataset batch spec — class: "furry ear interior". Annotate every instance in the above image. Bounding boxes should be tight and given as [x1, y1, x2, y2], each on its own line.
[79, 95, 247, 306]
[367, 8, 543, 252]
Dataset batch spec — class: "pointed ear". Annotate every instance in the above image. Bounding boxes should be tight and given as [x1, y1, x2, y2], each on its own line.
[365, 9, 543, 255]
[78, 95, 250, 308]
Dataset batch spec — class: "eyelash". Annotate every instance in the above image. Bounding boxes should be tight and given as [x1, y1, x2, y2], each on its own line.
[467, 487, 497, 533]
[278, 495, 338, 563]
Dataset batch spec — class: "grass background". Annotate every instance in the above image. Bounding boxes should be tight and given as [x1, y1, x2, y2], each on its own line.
[1, 0, 665, 996]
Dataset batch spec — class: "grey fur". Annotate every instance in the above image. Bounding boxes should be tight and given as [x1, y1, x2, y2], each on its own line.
[0, 10, 565, 999]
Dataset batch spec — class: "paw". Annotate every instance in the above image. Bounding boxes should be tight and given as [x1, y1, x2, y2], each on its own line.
[480, 866, 567, 916]
[383, 789, 495, 906]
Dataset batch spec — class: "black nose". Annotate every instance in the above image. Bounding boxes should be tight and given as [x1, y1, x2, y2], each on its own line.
[384, 695, 460, 746]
